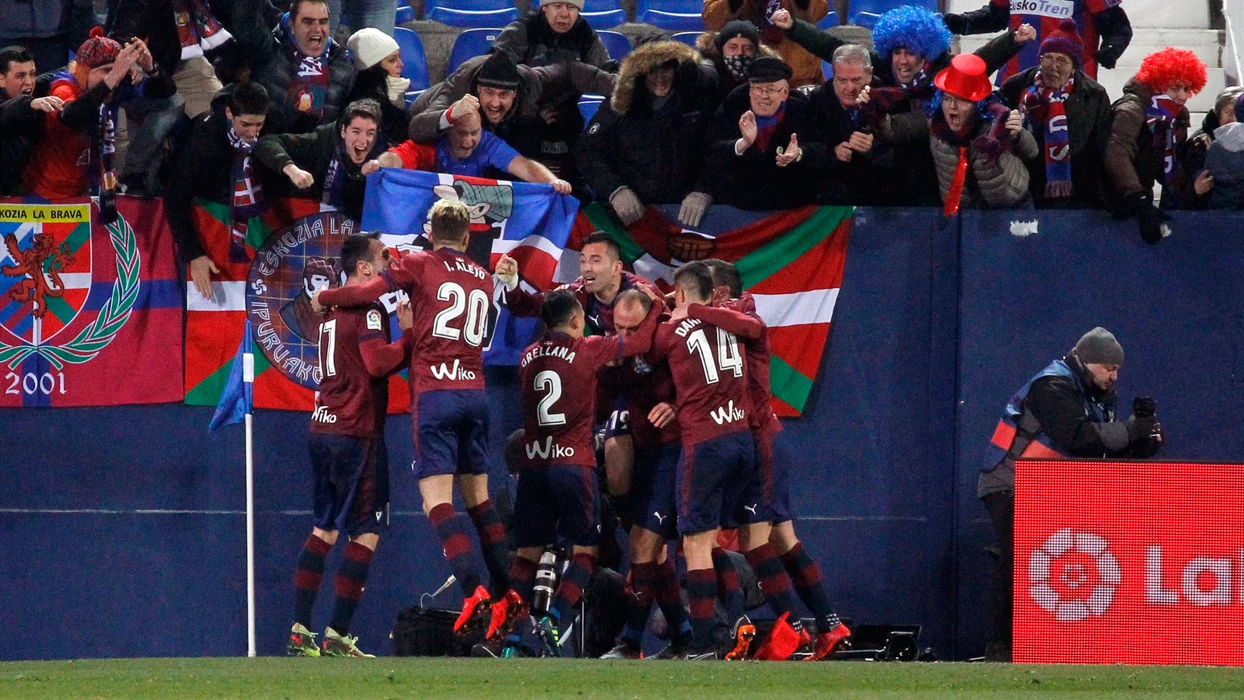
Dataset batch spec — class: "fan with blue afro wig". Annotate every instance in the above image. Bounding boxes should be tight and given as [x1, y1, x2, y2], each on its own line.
[872, 5, 952, 61]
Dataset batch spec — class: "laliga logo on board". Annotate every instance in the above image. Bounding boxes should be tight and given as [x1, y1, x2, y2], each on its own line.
[1028, 529, 1121, 621]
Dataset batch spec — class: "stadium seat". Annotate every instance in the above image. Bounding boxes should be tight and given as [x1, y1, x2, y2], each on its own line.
[427, 0, 516, 12]
[579, 95, 605, 123]
[638, 9, 703, 31]
[447, 28, 505, 74]
[822, 59, 832, 81]
[405, 89, 428, 106]
[597, 31, 633, 60]
[395, 4, 415, 24]
[848, 0, 936, 28]
[393, 27, 430, 90]
[637, 0, 701, 14]
[670, 31, 700, 48]
[428, 6, 519, 28]
[581, 9, 627, 28]
[817, 11, 839, 29]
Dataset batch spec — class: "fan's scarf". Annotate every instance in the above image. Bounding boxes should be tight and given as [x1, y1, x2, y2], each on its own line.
[321, 134, 386, 208]
[95, 102, 119, 224]
[287, 41, 332, 119]
[753, 102, 786, 152]
[1019, 72, 1075, 199]
[931, 100, 1011, 216]
[1146, 95, 1180, 181]
[227, 126, 266, 263]
[174, 0, 232, 60]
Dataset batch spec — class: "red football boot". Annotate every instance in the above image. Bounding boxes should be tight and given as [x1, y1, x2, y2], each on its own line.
[805, 622, 851, 661]
[753, 612, 801, 661]
[486, 589, 528, 641]
[453, 585, 492, 635]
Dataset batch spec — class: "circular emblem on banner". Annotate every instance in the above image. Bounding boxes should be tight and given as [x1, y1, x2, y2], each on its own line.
[1028, 529, 1120, 621]
[245, 211, 362, 389]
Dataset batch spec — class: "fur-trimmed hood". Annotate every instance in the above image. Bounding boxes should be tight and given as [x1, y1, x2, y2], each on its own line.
[611, 40, 701, 114]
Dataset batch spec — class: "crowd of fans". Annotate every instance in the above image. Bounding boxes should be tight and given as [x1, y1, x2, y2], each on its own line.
[0, 0, 1235, 260]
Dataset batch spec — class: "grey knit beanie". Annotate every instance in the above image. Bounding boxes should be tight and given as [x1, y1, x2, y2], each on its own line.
[1073, 327, 1124, 365]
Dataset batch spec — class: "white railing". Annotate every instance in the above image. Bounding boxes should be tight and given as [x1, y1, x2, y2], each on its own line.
[1225, 0, 1244, 84]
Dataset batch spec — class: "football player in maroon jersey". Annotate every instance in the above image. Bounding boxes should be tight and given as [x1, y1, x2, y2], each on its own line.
[500, 286, 660, 656]
[288, 233, 411, 658]
[313, 200, 513, 639]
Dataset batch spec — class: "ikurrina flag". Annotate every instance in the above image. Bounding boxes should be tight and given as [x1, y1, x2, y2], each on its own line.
[0, 196, 182, 407]
[361, 169, 581, 365]
[183, 198, 411, 412]
[569, 204, 852, 417]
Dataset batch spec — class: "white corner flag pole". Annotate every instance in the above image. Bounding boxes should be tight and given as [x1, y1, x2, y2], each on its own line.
[244, 353, 257, 657]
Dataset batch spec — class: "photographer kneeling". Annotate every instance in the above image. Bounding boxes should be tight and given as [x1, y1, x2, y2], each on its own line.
[978, 327, 1163, 662]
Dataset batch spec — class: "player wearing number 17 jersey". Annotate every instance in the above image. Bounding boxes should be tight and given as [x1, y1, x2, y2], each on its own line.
[500, 288, 661, 656]
[289, 235, 409, 659]
[314, 200, 512, 638]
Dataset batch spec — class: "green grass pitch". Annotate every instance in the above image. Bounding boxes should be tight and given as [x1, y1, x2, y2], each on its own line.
[4, 658, 1244, 698]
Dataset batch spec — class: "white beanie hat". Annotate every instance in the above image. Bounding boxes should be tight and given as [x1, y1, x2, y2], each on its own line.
[347, 28, 400, 70]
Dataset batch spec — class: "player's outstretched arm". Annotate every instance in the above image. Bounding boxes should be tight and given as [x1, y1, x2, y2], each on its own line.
[318, 275, 396, 309]
[494, 254, 546, 318]
[686, 303, 763, 340]
[359, 333, 412, 378]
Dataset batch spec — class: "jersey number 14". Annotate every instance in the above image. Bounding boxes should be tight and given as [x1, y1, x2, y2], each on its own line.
[686, 327, 743, 384]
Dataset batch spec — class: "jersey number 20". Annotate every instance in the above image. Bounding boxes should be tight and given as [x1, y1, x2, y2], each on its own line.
[432, 282, 490, 347]
[686, 327, 743, 384]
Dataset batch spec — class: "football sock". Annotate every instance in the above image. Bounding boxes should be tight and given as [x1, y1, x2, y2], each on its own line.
[745, 543, 801, 629]
[621, 562, 659, 647]
[328, 540, 374, 634]
[780, 541, 841, 630]
[551, 552, 596, 629]
[509, 554, 538, 603]
[712, 547, 745, 624]
[467, 499, 511, 597]
[653, 558, 692, 641]
[428, 502, 481, 596]
[686, 567, 718, 654]
[293, 534, 332, 628]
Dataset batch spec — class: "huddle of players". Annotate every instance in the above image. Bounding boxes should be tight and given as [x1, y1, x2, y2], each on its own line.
[286, 202, 850, 660]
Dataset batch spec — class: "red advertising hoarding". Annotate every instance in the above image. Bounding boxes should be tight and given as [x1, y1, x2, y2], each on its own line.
[1014, 459, 1244, 665]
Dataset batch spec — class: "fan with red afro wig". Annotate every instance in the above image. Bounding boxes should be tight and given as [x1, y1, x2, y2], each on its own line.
[1135, 47, 1208, 95]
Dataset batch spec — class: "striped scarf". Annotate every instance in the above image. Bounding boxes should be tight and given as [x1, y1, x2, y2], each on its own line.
[228, 125, 265, 262]
[173, 0, 232, 60]
[95, 102, 118, 224]
[1019, 72, 1075, 199]
[754, 102, 786, 152]
[1146, 95, 1179, 180]
[287, 43, 331, 119]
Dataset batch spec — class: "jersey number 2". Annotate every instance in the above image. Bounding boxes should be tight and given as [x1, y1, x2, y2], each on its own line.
[534, 370, 566, 426]
[432, 282, 490, 347]
[686, 327, 743, 384]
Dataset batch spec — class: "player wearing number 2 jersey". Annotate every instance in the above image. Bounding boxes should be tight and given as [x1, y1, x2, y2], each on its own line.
[314, 200, 512, 640]
[289, 235, 409, 659]
[647, 261, 802, 660]
[498, 287, 661, 656]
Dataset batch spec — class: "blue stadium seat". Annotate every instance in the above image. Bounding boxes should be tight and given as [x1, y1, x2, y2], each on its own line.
[579, 95, 605, 123]
[405, 89, 428, 106]
[636, 0, 701, 14]
[427, 0, 516, 12]
[428, 6, 519, 27]
[639, 9, 703, 31]
[817, 11, 839, 29]
[597, 31, 633, 60]
[822, 59, 832, 81]
[393, 27, 430, 90]
[395, 4, 415, 23]
[447, 28, 505, 74]
[848, 0, 936, 28]
[670, 31, 700, 48]
[581, 9, 627, 28]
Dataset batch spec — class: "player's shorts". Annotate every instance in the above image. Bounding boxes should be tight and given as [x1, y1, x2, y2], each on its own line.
[631, 441, 680, 539]
[412, 389, 490, 480]
[512, 463, 601, 548]
[676, 429, 766, 535]
[308, 432, 390, 537]
[754, 426, 791, 524]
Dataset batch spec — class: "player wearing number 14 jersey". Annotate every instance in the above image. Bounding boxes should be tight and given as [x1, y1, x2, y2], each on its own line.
[500, 287, 660, 656]
[314, 200, 512, 638]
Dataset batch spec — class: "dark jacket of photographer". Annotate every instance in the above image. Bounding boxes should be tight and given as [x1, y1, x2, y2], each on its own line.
[978, 352, 1159, 498]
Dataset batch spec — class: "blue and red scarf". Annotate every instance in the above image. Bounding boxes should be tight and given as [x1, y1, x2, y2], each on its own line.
[286, 38, 331, 120]
[1145, 95, 1180, 180]
[173, 0, 231, 60]
[321, 134, 386, 209]
[227, 125, 266, 262]
[1019, 72, 1075, 199]
[754, 102, 786, 152]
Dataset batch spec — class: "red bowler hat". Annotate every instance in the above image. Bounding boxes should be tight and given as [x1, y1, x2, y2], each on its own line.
[934, 53, 993, 102]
